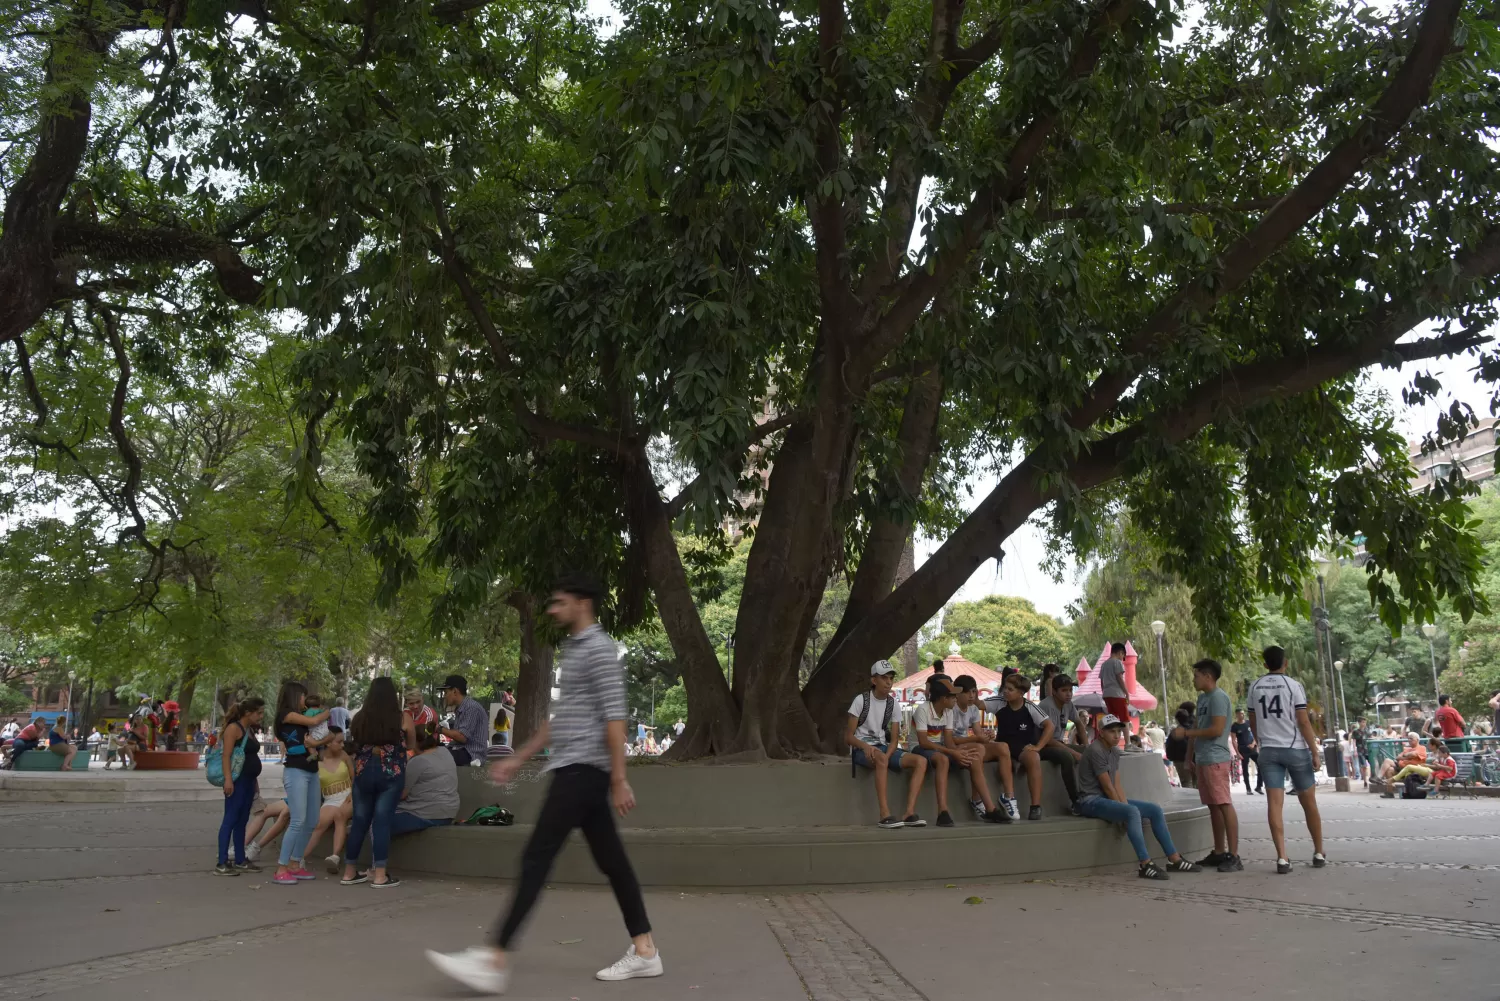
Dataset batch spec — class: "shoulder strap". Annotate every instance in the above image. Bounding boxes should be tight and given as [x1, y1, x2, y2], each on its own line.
[856, 692, 872, 727]
[882, 696, 894, 730]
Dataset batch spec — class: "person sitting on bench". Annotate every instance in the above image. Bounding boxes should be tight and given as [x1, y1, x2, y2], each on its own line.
[47, 718, 78, 771]
[1386, 737, 1454, 792]
[846, 660, 928, 829]
[1379, 732, 1426, 787]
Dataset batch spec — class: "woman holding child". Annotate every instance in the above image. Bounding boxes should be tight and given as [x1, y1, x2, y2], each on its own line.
[341, 676, 417, 888]
[272, 681, 335, 886]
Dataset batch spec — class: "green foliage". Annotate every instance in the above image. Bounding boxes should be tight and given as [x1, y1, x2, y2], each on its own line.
[922, 596, 1067, 675]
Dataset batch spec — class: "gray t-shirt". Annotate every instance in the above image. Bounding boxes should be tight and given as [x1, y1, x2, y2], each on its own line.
[1100, 657, 1127, 698]
[1077, 740, 1121, 800]
[1193, 687, 1233, 765]
[399, 749, 460, 820]
[1039, 696, 1086, 745]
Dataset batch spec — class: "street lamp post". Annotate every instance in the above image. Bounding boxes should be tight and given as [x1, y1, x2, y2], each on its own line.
[1421, 622, 1441, 701]
[1333, 660, 1348, 736]
[1150, 620, 1168, 726]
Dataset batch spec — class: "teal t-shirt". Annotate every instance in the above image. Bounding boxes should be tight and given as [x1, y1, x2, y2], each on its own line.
[1194, 687, 1233, 765]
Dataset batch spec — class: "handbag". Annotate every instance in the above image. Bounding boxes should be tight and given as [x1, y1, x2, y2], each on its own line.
[206, 729, 250, 787]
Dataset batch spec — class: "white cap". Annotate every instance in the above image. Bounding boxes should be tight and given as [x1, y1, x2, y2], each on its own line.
[870, 659, 897, 676]
[1098, 713, 1126, 729]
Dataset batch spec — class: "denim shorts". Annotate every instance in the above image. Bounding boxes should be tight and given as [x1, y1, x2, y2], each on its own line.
[1259, 745, 1317, 792]
[852, 745, 907, 773]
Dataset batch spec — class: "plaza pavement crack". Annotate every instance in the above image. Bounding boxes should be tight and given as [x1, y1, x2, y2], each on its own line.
[0, 888, 448, 998]
[1048, 880, 1500, 942]
[762, 893, 931, 1001]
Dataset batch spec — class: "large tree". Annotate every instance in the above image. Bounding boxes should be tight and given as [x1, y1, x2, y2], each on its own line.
[4, 0, 1499, 760]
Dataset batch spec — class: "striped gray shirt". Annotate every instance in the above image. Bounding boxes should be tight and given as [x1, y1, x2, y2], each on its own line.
[547, 623, 628, 773]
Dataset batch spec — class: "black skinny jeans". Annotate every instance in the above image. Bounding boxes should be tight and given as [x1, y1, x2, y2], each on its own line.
[1038, 743, 1081, 802]
[495, 764, 650, 949]
[1241, 749, 1262, 793]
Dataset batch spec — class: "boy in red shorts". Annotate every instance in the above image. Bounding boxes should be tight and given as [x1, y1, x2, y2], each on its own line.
[1174, 659, 1241, 872]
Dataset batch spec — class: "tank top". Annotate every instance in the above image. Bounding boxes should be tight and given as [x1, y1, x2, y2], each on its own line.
[319, 757, 351, 796]
[239, 728, 262, 782]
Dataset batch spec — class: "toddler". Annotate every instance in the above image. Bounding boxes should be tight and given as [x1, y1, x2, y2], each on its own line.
[302, 694, 329, 760]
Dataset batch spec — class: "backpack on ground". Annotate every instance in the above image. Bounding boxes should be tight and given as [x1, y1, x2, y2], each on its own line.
[850, 692, 897, 777]
[1401, 774, 1429, 800]
[463, 805, 515, 826]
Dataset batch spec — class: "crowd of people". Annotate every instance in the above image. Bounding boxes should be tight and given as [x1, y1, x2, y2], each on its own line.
[846, 643, 1330, 878]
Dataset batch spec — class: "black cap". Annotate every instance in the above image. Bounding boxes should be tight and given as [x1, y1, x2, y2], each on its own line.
[438, 675, 468, 694]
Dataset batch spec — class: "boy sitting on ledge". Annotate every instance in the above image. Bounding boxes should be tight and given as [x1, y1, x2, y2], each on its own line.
[846, 660, 928, 829]
[1077, 714, 1201, 879]
[910, 678, 1009, 827]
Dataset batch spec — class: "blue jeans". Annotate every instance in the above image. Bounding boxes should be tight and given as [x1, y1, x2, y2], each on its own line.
[390, 813, 452, 837]
[218, 777, 256, 865]
[1078, 796, 1178, 862]
[345, 766, 403, 868]
[278, 767, 322, 866]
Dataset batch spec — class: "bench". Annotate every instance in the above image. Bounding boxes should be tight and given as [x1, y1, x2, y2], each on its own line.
[13, 749, 79, 771]
[1438, 753, 1476, 799]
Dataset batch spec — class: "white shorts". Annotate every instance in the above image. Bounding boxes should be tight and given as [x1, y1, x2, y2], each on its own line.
[323, 789, 350, 809]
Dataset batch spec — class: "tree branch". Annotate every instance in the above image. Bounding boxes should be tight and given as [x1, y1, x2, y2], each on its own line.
[52, 221, 264, 304]
[861, 0, 1137, 371]
[665, 410, 800, 518]
[1065, 0, 1461, 434]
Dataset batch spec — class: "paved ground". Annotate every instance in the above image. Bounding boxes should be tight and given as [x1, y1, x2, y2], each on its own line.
[1, 781, 1496, 1000]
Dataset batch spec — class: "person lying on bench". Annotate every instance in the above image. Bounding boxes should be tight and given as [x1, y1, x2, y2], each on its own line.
[846, 660, 928, 829]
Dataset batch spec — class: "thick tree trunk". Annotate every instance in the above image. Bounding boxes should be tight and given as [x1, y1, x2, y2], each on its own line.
[897, 537, 919, 675]
[802, 373, 942, 750]
[507, 592, 553, 746]
[621, 456, 741, 758]
[174, 664, 203, 749]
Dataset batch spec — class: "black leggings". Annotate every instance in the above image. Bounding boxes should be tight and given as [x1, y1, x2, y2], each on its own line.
[495, 764, 650, 949]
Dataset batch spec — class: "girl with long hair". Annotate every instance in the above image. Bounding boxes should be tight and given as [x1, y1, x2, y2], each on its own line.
[307, 726, 355, 873]
[273, 681, 335, 885]
[215, 697, 267, 876]
[341, 676, 416, 888]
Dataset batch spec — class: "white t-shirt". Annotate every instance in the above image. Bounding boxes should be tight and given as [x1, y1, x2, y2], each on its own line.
[847, 693, 896, 747]
[950, 704, 983, 739]
[910, 702, 953, 750]
[1247, 673, 1309, 749]
[1, 722, 18, 739]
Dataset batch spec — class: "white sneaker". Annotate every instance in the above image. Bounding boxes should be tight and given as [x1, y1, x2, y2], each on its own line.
[325, 854, 341, 874]
[245, 842, 261, 862]
[1002, 796, 1021, 821]
[595, 945, 664, 981]
[969, 798, 985, 821]
[426, 948, 507, 995]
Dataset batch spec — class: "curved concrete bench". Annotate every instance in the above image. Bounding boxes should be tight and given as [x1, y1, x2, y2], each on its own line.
[132, 751, 200, 770]
[386, 752, 1210, 887]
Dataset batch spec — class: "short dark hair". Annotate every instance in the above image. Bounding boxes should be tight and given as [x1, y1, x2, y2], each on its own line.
[1263, 645, 1285, 671]
[1050, 674, 1074, 692]
[1110, 642, 1126, 656]
[954, 675, 977, 693]
[1193, 658, 1223, 680]
[932, 659, 945, 671]
[555, 572, 605, 605]
[1438, 694, 1450, 706]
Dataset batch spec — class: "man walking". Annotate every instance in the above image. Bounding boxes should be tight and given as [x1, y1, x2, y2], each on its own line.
[1174, 660, 1241, 872]
[436, 675, 490, 766]
[1248, 645, 1326, 874]
[1230, 709, 1261, 795]
[427, 574, 660, 993]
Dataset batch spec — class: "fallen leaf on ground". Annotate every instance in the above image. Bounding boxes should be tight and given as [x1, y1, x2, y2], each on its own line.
[557, 938, 583, 945]
[964, 896, 984, 905]
[945, 884, 957, 888]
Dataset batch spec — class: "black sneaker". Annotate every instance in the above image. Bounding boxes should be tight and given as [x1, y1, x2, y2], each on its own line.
[1027, 805, 1042, 821]
[1165, 858, 1202, 873]
[1069, 802, 1083, 817]
[983, 809, 1012, 824]
[234, 861, 262, 873]
[1217, 854, 1244, 873]
[1138, 861, 1169, 880]
[213, 863, 239, 877]
[1312, 852, 1328, 868]
[936, 810, 954, 828]
[1276, 858, 1293, 874]
[903, 814, 926, 828]
[1196, 851, 1229, 867]
[878, 816, 904, 829]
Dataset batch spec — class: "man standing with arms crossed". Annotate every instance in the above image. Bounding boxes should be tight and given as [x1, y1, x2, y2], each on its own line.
[1248, 645, 1327, 875]
[427, 574, 660, 993]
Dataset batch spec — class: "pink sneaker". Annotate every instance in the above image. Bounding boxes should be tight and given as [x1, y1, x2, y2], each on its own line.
[273, 871, 298, 885]
[288, 867, 316, 880]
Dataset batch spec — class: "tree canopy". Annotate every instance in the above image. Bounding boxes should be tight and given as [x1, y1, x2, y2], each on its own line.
[2, 0, 1498, 757]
